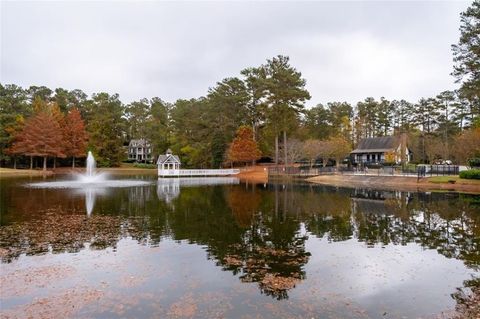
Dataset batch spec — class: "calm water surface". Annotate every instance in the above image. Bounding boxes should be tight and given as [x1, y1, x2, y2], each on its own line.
[0, 174, 479, 318]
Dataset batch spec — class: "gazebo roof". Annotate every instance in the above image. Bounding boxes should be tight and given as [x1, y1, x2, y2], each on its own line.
[157, 151, 181, 165]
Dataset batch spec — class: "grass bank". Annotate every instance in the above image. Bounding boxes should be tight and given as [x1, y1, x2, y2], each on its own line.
[0, 168, 53, 177]
[427, 176, 480, 185]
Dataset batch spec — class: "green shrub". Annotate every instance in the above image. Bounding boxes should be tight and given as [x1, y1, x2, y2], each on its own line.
[382, 162, 396, 166]
[133, 163, 156, 169]
[459, 169, 480, 180]
[467, 158, 480, 168]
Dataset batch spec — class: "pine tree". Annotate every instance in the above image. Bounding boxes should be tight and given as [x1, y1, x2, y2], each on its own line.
[87, 93, 126, 167]
[63, 108, 88, 168]
[0, 84, 31, 165]
[452, 0, 480, 110]
[263, 55, 310, 165]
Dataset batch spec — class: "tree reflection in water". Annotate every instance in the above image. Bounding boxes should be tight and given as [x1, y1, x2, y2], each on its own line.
[0, 180, 479, 304]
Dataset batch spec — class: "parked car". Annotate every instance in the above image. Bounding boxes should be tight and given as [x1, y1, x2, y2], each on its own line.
[433, 159, 453, 165]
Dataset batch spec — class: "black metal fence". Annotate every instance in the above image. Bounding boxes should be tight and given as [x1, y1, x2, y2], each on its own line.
[268, 164, 459, 178]
[268, 166, 337, 177]
[416, 165, 459, 177]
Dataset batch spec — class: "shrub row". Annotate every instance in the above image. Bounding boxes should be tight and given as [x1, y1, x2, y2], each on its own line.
[468, 158, 480, 168]
[459, 169, 480, 180]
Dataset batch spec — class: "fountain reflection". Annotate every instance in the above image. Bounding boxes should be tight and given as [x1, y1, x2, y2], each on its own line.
[85, 188, 95, 216]
[1, 180, 479, 306]
[75, 187, 108, 216]
[25, 152, 151, 215]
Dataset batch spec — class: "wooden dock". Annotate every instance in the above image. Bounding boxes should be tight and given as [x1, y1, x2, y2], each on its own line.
[158, 168, 240, 177]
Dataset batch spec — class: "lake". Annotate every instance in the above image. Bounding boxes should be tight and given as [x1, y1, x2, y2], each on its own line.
[0, 173, 479, 318]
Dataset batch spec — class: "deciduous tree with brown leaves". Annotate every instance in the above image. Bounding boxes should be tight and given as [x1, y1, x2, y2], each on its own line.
[63, 108, 88, 168]
[303, 139, 322, 168]
[10, 112, 65, 171]
[227, 126, 261, 166]
[454, 127, 480, 164]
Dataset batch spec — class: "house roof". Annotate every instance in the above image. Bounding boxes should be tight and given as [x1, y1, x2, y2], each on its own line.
[351, 136, 400, 154]
[129, 139, 150, 147]
[156, 153, 181, 165]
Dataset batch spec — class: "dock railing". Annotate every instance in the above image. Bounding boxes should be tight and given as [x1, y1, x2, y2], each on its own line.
[158, 168, 240, 177]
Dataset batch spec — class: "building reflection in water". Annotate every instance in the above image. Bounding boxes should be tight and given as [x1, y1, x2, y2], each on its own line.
[156, 177, 240, 204]
[1, 179, 478, 306]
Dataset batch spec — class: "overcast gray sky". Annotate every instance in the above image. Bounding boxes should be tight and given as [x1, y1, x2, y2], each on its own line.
[0, 1, 470, 106]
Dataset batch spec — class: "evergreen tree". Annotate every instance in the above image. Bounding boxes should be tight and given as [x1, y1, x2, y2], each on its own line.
[327, 102, 353, 142]
[356, 97, 379, 138]
[207, 77, 249, 143]
[87, 93, 126, 167]
[0, 84, 30, 165]
[146, 97, 170, 159]
[27, 86, 52, 103]
[263, 55, 310, 165]
[126, 99, 150, 142]
[241, 67, 267, 140]
[304, 104, 333, 140]
[452, 0, 480, 111]
[376, 97, 393, 136]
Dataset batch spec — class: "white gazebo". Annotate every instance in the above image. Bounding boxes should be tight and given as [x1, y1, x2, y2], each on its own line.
[157, 149, 181, 176]
[157, 149, 240, 178]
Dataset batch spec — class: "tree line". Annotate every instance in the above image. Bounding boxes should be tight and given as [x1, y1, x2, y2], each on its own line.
[1, 1, 479, 169]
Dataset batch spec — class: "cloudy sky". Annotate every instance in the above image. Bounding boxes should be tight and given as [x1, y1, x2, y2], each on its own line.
[0, 1, 470, 106]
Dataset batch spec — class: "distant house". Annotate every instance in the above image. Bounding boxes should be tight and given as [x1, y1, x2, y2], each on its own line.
[128, 139, 153, 163]
[351, 136, 411, 165]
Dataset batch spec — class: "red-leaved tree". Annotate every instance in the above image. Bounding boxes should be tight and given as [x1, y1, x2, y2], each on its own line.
[10, 112, 65, 171]
[227, 126, 261, 166]
[63, 108, 88, 168]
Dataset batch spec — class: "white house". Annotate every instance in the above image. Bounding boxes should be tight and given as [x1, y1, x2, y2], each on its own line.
[128, 139, 153, 163]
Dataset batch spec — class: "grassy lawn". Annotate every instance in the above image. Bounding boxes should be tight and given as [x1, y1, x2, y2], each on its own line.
[428, 176, 480, 185]
[0, 168, 50, 176]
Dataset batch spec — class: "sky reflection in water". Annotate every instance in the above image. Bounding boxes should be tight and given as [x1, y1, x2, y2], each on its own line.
[0, 175, 478, 318]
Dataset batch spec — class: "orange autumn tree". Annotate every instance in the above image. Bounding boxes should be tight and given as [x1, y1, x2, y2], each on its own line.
[11, 112, 65, 171]
[63, 108, 88, 168]
[4, 115, 27, 169]
[227, 126, 261, 166]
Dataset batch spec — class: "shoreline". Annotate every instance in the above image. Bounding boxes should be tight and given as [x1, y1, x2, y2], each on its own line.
[236, 166, 268, 184]
[0, 168, 54, 177]
[4, 167, 478, 194]
[306, 174, 480, 194]
[0, 167, 158, 178]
